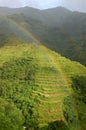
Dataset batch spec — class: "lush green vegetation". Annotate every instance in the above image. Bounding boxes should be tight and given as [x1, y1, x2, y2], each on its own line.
[72, 76, 86, 103]
[47, 120, 69, 130]
[41, 120, 69, 130]
[0, 42, 86, 130]
[71, 76, 86, 129]
[63, 96, 78, 130]
[0, 98, 24, 130]
[0, 49, 39, 129]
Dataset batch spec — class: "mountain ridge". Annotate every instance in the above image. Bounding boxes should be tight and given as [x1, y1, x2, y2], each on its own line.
[0, 6, 85, 14]
[0, 6, 86, 66]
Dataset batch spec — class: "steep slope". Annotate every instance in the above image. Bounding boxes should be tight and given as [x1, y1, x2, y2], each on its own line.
[0, 41, 86, 130]
[0, 6, 86, 65]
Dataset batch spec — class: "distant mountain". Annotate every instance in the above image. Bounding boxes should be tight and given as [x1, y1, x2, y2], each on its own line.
[0, 6, 86, 65]
[0, 41, 86, 130]
[0, 6, 40, 15]
[0, 6, 72, 24]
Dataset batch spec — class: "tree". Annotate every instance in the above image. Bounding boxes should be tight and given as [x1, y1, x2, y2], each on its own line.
[0, 98, 24, 130]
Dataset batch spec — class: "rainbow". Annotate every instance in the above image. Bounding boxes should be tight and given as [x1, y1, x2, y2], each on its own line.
[1, 15, 41, 44]
[0, 14, 80, 129]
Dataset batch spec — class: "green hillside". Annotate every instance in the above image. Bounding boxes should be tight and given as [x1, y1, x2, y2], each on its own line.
[0, 41, 86, 130]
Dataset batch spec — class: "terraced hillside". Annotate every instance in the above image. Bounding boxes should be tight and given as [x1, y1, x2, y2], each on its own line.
[34, 46, 70, 122]
[0, 42, 86, 130]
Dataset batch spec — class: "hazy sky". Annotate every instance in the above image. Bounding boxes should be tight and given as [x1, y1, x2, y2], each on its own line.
[0, 0, 86, 12]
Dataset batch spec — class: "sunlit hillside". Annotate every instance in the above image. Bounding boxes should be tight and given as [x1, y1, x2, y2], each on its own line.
[0, 41, 86, 130]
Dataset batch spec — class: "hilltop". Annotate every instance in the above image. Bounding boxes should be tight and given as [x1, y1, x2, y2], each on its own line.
[0, 41, 86, 130]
